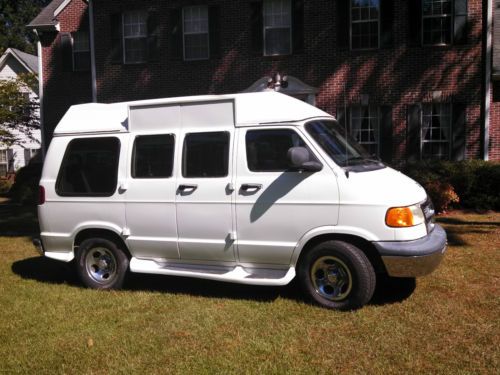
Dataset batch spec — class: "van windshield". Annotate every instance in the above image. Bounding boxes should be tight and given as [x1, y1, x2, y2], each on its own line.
[305, 119, 385, 171]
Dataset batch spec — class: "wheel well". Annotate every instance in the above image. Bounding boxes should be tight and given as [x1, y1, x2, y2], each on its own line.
[297, 234, 387, 274]
[74, 229, 131, 259]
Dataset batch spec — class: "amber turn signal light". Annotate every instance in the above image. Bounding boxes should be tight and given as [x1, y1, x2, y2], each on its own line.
[386, 205, 425, 227]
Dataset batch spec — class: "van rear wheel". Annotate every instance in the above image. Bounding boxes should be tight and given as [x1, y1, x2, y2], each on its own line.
[76, 238, 128, 289]
[298, 240, 376, 310]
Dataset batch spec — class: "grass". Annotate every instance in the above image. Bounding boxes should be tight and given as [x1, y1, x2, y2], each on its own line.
[0, 202, 499, 374]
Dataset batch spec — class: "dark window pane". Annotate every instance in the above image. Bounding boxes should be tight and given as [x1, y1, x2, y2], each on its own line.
[442, 0, 452, 14]
[423, 0, 432, 15]
[132, 134, 175, 178]
[183, 132, 229, 178]
[246, 129, 310, 172]
[56, 137, 120, 196]
[185, 33, 209, 60]
[265, 28, 291, 55]
[124, 38, 147, 63]
[360, 7, 369, 20]
[352, 8, 361, 21]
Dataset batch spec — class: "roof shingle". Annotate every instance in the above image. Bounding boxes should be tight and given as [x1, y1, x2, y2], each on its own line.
[27, 0, 66, 29]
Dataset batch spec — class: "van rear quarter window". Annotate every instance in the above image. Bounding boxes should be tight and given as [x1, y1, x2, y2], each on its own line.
[56, 137, 120, 196]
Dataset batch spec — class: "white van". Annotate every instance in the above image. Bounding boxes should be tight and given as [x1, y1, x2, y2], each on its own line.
[35, 92, 447, 310]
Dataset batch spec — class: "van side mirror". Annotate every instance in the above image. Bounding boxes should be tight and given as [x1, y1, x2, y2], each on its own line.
[287, 147, 323, 172]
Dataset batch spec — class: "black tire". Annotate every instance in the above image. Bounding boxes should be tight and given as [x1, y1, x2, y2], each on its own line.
[75, 238, 129, 290]
[298, 240, 376, 310]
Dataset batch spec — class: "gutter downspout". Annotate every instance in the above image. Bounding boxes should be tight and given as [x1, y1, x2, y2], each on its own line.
[89, 0, 97, 102]
[34, 30, 46, 159]
[483, 0, 492, 160]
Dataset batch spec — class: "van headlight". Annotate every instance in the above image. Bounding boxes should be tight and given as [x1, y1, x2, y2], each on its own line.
[385, 205, 425, 227]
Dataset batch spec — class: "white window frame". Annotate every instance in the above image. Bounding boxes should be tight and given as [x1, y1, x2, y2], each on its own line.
[0, 150, 7, 177]
[72, 31, 90, 71]
[350, 0, 380, 50]
[421, 102, 452, 159]
[183, 6, 210, 61]
[122, 10, 148, 64]
[263, 0, 292, 56]
[422, 0, 453, 46]
[350, 105, 380, 156]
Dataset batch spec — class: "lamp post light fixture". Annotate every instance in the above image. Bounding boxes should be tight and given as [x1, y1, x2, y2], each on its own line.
[267, 72, 289, 91]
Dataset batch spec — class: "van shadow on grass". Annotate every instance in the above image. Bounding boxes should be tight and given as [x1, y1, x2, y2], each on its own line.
[436, 216, 500, 247]
[12, 256, 415, 307]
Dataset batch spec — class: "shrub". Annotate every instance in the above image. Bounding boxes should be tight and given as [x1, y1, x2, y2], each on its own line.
[424, 181, 460, 213]
[402, 160, 500, 212]
[8, 162, 42, 205]
[0, 178, 14, 195]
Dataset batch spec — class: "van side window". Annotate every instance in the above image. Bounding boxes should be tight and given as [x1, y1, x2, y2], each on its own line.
[132, 134, 175, 178]
[246, 129, 310, 172]
[182, 132, 229, 178]
[56, 137, 120, 196]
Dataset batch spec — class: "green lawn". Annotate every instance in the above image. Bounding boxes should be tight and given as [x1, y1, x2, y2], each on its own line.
[0, 202, 498, 374]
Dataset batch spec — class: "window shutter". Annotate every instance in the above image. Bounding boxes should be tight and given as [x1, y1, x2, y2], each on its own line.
[379, 106, 393, 162]
[380, 0, 394, 48]
[337, 0, 350, 49]
[147, 12, 160, 62]
[250, 1, 263, 55]
[336, 107, 350, 133]
[209, 6, 221, 59]
[24, 149, 31, 165]
[451, 103, 466, 160]
[168, 9, 183, 60]
[408, 0, 422, 47]
[60, 33, 73, 72]
[7, 149, 14, 172]
[110, 13, 123, 64]
[407, 104, 421, 162]
[454, 0, 468, 45]
[292, 0, 304, 54]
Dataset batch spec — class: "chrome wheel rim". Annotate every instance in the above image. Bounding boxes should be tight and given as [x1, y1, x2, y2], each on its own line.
[85, 247, 117, 284]
[311, 256, 353, 301]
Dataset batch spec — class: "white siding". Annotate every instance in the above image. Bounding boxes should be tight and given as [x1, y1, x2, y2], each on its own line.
[0, 53, 41, 172]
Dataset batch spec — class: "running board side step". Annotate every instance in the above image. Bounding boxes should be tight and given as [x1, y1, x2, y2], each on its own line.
[129, 258, 296, 286]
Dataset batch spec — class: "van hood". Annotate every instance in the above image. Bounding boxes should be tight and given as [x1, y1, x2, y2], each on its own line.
[339, 166, 427, 207]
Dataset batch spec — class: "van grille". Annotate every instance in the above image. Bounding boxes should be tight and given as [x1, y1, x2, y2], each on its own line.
[421, 197, 435, 233]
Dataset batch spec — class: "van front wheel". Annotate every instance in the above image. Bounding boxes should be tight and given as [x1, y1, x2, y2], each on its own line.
[76, 238, 128, 290]
[298, 240, 376, 310]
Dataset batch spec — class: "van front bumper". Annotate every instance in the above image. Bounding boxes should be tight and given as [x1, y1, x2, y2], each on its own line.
[373, 224, 447, 277]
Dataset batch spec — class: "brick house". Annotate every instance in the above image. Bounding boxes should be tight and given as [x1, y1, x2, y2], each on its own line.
[28, 0, 499, 162]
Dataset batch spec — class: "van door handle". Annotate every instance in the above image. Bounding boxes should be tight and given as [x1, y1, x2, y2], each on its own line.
[178, 184, 198, 192]
[241, 183, 262, 191]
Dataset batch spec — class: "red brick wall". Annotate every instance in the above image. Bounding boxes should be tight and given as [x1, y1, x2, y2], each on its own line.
[40, 0, 91, 143]
[41, 0, 498, 161]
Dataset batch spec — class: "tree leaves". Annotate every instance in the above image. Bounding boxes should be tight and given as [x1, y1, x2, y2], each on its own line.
[0, 0, 52, 55]
[0, 74, 40, 146]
